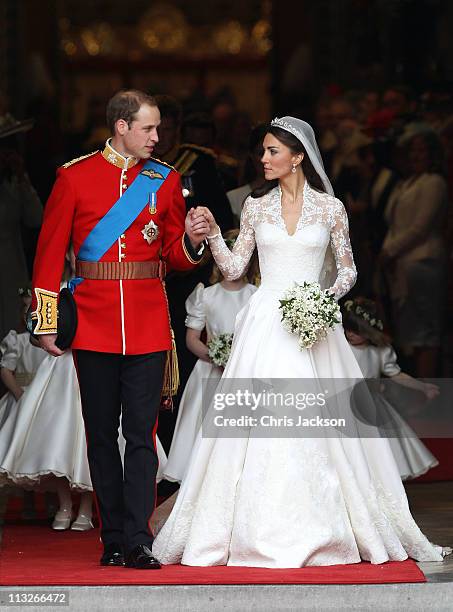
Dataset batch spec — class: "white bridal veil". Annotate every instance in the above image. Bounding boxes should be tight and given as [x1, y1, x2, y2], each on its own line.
[270, 116, 337, 290]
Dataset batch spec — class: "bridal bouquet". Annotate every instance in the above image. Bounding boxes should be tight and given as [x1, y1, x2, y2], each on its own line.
[279, 282, 340, 349]
[207, 333, 233, 367]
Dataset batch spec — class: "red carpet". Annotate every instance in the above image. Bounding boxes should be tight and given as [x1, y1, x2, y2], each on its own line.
[415, 439, 453, 482]
[0, 525, 425, 585]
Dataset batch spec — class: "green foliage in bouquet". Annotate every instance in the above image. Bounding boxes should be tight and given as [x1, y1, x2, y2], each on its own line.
[279, 282, 340, 349]
[207, 333, 233, 367]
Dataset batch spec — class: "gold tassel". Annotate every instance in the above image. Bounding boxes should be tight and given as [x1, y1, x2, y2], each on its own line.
[161, 329, 179, 410]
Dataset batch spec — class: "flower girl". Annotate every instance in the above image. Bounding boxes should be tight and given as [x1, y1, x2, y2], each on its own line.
[0, 253, 168, 530]
[162, 230, 257, 483]
[343, 297, 439, 480]
[0, 289, 48, 519]
[0, 289, 46, 418]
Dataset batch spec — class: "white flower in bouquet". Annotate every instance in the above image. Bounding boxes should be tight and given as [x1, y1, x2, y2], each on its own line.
[207, 333, 233, 367]
[279, 282, 340, 350]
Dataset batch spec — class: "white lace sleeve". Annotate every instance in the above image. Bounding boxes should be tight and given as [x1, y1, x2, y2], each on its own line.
[207, 196, 256, 280]
[328, 199, 357, 300]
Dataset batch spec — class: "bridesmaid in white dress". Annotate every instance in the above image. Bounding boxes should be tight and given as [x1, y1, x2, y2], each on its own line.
[163, 230, 257, 483]
[0, 337, 169, 530]
[0, 289, 47, 430]
[0, 271, 168, 530]
[152, 117, 449, 568]
[342, 298, 439, 480]
[0, 294, 47, 521]
[0, 329, 46, 428]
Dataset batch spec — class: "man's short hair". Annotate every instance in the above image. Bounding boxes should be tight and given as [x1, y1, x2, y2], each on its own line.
[154, 94, 182, 126]
[106, 89, 157, 135]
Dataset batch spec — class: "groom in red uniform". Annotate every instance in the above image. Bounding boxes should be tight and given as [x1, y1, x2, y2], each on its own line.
[31, 90, 209, 568]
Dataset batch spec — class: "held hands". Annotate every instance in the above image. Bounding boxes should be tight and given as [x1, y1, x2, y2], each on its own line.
[191, 206, 218, 237]
[185, 207, 210, 248]
[38, 334, 64, 357]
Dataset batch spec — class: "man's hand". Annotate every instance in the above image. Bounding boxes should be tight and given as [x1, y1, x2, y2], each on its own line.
[185, 207, 211, 249]
[191, 206, 218, 237]
[38, 333, 64, 357]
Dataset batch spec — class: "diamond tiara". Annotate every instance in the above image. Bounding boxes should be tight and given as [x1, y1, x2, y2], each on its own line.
[270, 117, 305, 146]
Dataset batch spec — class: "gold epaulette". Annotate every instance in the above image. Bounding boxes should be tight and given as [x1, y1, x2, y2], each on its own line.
[218, 153, 239, 168]
[179, 143, 217, 158]
[61, 150, 98, 169]
[150, 156, 176, 172]
[174, 149, 198, 175]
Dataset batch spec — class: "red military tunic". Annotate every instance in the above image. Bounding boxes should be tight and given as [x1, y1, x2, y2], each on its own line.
[32, 141, 201, 355]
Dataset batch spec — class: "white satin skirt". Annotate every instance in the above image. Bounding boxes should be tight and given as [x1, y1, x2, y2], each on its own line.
[153, 288, 446, 567]
[163, 359, 222, 484]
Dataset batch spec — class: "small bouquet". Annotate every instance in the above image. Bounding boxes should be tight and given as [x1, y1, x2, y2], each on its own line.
[279, 282, 340, 350]
[207, 333, 233, 367]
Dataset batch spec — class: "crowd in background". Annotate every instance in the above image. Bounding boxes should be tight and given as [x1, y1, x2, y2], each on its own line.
[1, 82, 453, 389]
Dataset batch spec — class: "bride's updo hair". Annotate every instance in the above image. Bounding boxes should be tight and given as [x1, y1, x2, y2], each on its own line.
[251, 125, 326, 198]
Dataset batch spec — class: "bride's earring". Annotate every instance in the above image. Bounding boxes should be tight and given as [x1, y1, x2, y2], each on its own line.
[291, 164, 297, 174]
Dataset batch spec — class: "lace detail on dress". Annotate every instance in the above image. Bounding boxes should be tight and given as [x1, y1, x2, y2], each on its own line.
[328, 199, 357, 300]
[152, 184, 447, 566]
[372, 479, 446, 561]
[208, 196, 257, 280]
[208, 183, 357, 298]
[153, 497, 197, 564]
[153, 436, 446, 566]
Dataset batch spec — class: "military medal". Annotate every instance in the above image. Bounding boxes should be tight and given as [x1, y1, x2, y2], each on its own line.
[142, 219, 159, 244]
[147, 192, 157, 214]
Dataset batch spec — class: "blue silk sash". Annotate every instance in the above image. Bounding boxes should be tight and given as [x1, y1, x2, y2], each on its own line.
[69, 159, 170, 291]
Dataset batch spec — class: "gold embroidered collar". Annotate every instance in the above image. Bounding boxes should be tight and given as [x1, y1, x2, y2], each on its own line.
[102, 139, 140, 170]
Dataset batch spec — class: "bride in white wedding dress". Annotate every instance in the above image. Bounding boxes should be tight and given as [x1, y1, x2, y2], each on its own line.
[152, 117, 448, 568]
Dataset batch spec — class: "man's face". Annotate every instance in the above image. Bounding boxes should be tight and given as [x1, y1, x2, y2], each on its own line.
[154, 116, 179, 158]
[117, 104, 160, 159]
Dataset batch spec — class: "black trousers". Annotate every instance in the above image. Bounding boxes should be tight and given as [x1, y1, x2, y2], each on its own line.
[73, 349, 166, 553]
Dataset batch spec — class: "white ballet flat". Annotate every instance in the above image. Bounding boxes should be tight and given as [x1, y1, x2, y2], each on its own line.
[70, 514, 94, 531]
[51, 508, 72, 530]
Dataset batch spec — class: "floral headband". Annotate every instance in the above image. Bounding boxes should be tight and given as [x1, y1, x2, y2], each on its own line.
[343, 300, 384, 331]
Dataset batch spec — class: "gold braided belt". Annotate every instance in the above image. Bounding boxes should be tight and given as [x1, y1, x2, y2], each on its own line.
[75, 260, 166, 281]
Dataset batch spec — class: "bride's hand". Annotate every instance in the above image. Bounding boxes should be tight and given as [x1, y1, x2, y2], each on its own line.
[191, 206, 219, 236]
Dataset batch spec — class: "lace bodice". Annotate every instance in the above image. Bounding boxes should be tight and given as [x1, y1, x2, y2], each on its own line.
[208, 182, 357, 299]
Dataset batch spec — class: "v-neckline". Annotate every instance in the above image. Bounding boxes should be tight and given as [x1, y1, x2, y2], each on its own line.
[278, 181, 307, 237]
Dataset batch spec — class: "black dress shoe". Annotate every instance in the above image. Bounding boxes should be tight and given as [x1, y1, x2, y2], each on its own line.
[100, 543, 124, 566]
[125, 544, 161, 569]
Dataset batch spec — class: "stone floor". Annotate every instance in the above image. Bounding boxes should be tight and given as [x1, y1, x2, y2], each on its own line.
[405, 481, 453, 583]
